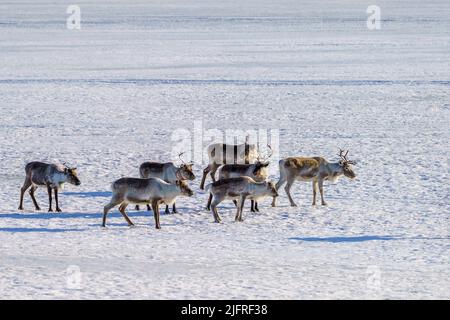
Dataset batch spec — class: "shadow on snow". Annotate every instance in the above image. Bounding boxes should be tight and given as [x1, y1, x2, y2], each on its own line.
[63, 191, 112, 198]
[289, 235, 450, 243]
[0, 227, 84, 233]
[0, 211, 150, 220]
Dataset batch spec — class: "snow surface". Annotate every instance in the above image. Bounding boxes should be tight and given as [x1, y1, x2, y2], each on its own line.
[0, 0, 449, 299]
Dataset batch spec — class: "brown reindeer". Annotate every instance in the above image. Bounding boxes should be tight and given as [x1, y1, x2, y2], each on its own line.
[272, 149, 356, 207]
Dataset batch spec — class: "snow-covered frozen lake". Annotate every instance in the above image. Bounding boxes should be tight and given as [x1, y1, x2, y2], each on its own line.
[0, 0, 448, 299]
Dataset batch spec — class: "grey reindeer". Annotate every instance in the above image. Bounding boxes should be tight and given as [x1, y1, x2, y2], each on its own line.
[135, 152, 195, 213]
[206, 145, 273, 212]
[18, 161, 81, 212]
[199, 136, 259, 190]
[103, 177, 194, 229]
[206, 176, 278, 223]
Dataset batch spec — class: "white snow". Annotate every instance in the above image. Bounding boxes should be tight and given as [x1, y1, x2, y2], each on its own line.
[0, 0, 449, 299]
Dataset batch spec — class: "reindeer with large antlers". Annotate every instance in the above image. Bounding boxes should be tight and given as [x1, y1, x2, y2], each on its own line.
[272, 149, 356, 207]
[206, 145, 273, 212]
[18, 161, 81, 212]
[136, 152, 195, 214]
[199, 136, 259, 190]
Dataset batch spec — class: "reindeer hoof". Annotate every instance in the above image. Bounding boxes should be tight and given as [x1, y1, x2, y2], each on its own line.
[35, 207, 41, 211]
[18, 206, 23, 210]
[290, 203, 298, 207]
[48, 208, 53, 212]
[56, 208, 62, 212]
[322, 202, 328, 206]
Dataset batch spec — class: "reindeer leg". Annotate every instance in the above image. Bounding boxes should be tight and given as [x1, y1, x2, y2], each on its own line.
[18, 178, 32, 210]
[250, 200, 255, 212]
[271, 196, 277, 207]
[102, 197, 122, 227]
[172, 202, 177, 214]
[236, 195, 247, 222]
[232, 199, 238, 207]
[119, 203, 134, 226]
[210, 163, 219, 183]
[152, 201, 161, 229]
[165, 204, 170, 215]
[206, 193, 213, 211]
[200, 165, 211, 190]
[319, 179, 327, 206]
[255, 201, 259, 212]
[29, 185, 40, 211]
[135, 205, 140, 211]
[285, 178, 297, 207]
[312, 180, 318, 206]
[47, 184, 53, 212]
[54, 187, 62, 212]
[146, 204, 151, 211]
[210, 195, 223, 223]
[273, 168, 287, 207]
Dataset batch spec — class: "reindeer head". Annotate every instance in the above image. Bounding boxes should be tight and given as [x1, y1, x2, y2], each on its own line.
[252, 161, 270, 179]
[176, 180, 194, 197]
[63, 164, 81, 186]
[253, 144, 273, 179]
[338, 149, 356, 179]
[178, 152, 195, 180]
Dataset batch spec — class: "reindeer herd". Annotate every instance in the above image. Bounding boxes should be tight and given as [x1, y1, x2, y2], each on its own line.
[17, 139, 357, 229]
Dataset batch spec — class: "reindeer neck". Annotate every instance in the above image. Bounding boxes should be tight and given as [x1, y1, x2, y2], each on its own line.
[163, 183, 182, 197]
[327, 162, 344, 176]
[174, 167, 185, 181]
[49, 171, 68, 189]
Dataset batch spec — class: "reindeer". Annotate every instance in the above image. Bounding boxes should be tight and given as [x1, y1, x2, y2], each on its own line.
[272, 149, 356, 207]
[103, 177, 194, 229]
[136, 152, 195, 214]
[199, 136, 259, 190]
[206, 176, 278, 223]
[18, 161, 81, 212]
[206, 145, 273, 212]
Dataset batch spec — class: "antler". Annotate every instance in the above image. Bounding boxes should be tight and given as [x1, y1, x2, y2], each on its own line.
[258, 144, 273, 162]
[338, 148, 356, 165]
[266, 144, 273, 160]
[62, 162, 73, 169]
[178, 152, 186, 164]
